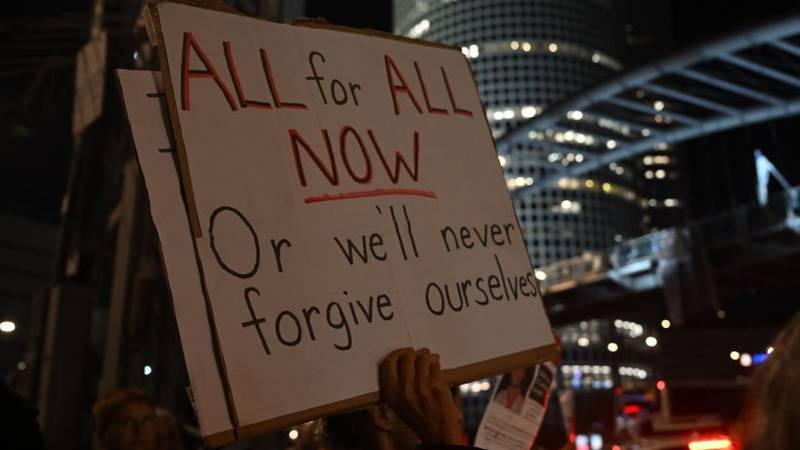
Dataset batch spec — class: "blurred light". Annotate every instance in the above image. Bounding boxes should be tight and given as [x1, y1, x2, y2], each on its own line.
[561, 199, 573, 209]
[642, 128, 651, 137]
[590, 434, 603, 450]
[407, 19, 430, 38]
[468, 44, 479, 58]
[0, 321, 15, 333]
[510, 40, 520, 50]
[602, 182, 612, 193]
[612, 446, 622, 450]
[576, 434, 589, 450]
[522, 42, 532, 52]
[520, 106, 537, 118]
[622, 404, 642, 415]
[607, 342, 619, 352]
[567, 110, 584, 120]
[606, 140, 617, 149]
[717, 310, 727, 319]
[635, 89, 646, 99]
[498, 155, 507, 167]
[688, 438, 732, 450]
[656, 380, 666, 391]
[144, 365, 153, 376]
[740, 353, 752, 367]
[644, 170, 654, 179]
[591, 53, 601, 63]
[17, 361, 27, 371]
[655, 169, 666, 179]
[535, 269, 547, 281]
[729, 351, 740, 361]
[653, 100, 665, 111]
[548, 42, 558, 52]
[645, 336, 658, 347]
[661, 319, 671, 329]
[585, 179, 595, 188]
[767, 346, 774, 354]
[752, 353, 769, 365]
[577, 337, 590, 347]
[289, 429, 299, 440]
[133, 50, 139, 60]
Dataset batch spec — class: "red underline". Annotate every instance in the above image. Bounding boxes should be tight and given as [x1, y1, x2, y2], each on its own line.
[304, 189, 437, 204]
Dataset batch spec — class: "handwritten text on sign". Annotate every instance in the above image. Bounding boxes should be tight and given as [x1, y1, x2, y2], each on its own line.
[156, 2, 553, 433]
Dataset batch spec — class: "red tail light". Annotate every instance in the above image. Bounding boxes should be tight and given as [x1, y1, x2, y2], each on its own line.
[687, 437, 732, 450]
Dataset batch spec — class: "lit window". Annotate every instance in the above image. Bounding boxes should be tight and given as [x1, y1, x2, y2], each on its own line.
[520, 105, 537, 118]
[407, 19, 430, 38]
[567, 110, 583, 120]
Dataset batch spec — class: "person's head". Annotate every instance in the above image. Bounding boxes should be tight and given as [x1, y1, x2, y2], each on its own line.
[93, 389, 157, 450]
[325, 404, 418, 450]
[738, 312, 800, 450]
[154, 407, 184, 450]
[509, 368, 526, 387]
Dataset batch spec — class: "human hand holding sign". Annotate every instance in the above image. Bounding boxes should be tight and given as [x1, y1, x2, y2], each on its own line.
[379, 348, 463, 446]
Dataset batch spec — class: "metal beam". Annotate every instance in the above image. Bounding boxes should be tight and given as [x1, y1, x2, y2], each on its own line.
[605, 97, 699, 125]
[496, 15, 800, 152]
[512, 97, 800, 197]
[640, 82, 738, 115]
[717, 53, 800, 89]
[675, 68, 782, 105]
[770, 39, 800, 59]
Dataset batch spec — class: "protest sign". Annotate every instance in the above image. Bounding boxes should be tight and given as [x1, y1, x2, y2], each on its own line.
[475, 363, 557, 450]
[117, 70, 234, 445]
[124, 1, 557, 442]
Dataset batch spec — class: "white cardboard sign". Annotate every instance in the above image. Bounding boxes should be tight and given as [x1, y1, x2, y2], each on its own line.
[135, 1, 555, 442]
[116, 70, 234, 444]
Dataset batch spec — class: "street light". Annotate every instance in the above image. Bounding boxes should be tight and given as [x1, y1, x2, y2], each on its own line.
[0, 321, 15, 333]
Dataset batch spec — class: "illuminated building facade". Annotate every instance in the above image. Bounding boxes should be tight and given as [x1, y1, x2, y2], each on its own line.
[394, 0, 643, 267]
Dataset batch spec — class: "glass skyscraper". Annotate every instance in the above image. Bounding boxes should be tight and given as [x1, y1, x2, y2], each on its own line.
[394, 0, 643, 268]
